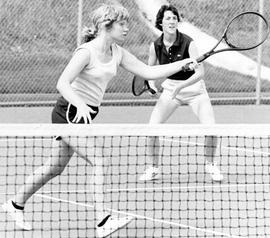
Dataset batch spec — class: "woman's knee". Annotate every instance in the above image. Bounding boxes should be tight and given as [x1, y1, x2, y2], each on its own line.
[45, 145, 73, 177]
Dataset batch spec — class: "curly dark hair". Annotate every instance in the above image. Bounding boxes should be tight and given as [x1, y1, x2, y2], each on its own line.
[155, 5, 180, 31]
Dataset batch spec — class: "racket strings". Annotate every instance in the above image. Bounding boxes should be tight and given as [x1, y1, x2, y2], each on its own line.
[225, 13, 268, 49]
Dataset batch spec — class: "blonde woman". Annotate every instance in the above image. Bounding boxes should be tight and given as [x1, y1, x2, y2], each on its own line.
[2, 3, 196, 238]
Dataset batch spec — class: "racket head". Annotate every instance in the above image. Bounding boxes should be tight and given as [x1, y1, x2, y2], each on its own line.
[224, 11, 269, 50]
[132, 76, 156, 96]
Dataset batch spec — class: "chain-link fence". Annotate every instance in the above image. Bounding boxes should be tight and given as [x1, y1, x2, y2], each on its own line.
[0, 0, 269, 106]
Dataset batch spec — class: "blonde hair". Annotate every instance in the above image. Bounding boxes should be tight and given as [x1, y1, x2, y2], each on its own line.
[82, 3, 129, 43]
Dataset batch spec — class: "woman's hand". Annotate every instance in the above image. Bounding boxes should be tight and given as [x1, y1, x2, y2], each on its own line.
[148, 80, 159, 97]
[181, 58, 198, 71]
[72, 103, 97, 124]
[172, 59, 200, 99]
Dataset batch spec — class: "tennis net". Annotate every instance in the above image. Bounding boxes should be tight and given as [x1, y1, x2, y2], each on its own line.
[0, 124, 270, 238]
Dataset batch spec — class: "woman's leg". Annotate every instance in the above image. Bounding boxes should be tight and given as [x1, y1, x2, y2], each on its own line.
[62, 136, 133, 237]
[2, 138, 73, 230]
[189, 94, 223, 181]
[91, 155, 110, 222]
[60, 136, 109, 222]
[140, 91, 179, 181]
[149, 92, 179, 165]
[13, 139, 74, 206]
[189, 93, 216, 161]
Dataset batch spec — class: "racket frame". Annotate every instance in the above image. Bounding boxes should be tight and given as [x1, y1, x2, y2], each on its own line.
[132, 76, 157, 96]
[196, 11, 269, 63]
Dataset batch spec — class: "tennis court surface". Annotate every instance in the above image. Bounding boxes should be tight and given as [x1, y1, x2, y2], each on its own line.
[0, 124, 270, 238]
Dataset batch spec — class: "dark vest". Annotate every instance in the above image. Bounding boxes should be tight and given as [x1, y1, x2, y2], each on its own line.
[154, 30, 195, 80]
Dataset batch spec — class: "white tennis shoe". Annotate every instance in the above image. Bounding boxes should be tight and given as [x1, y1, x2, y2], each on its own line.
[205, 162, 224, 181]
[96, 215, 134, 237]
[2, 200, 32, 230]
[139, 166, 161, 181]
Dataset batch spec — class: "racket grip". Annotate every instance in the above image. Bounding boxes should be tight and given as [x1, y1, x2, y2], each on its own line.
[148, 88, 157, 95]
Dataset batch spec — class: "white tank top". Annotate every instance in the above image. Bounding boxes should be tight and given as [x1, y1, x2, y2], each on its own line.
[71, 42, 123, 106]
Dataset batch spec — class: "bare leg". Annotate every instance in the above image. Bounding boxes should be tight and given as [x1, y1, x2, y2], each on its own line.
[147, 136, 160, 168]
[139, 92, 178, 181]
[73, 138, 134, 237]
[204, 135, 218, 163]
[190, 93, 223, 180]
[189, 93, 217, 163]
[91, 154, 110, 222]
[13, 139, 73, 206]
[61, 136, 110, 222]
[148, 92, 178, 167]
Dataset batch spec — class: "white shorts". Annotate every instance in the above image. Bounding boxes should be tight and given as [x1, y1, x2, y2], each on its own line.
[161, 79, 210, 105]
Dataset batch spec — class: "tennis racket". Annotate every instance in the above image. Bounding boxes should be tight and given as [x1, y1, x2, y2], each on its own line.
[182, 11, 269, 71]
[132, 75, 157, 96]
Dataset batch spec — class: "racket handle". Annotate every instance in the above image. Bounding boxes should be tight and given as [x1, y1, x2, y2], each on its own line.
[149, 88, 157, 95]
[181, 55, 207, 71]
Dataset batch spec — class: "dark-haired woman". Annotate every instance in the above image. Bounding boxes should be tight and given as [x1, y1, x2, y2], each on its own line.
[139, 5, 223, 182]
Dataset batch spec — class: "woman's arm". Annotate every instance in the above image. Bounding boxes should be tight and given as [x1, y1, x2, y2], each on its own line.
[171, 41, 204, 98]
[56, 49, 95, 123]
[120, 46, 195, 80]
[147, 43, 159, 91]
[148, 43, 158, 66]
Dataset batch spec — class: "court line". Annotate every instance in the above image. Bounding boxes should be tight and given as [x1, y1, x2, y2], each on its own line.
[2, 182, 269, 197]
[34, 193, 245, 238]
[25, 182, 269, 195]
[106, 182, 270, 192]
[161, 137, 270, 156]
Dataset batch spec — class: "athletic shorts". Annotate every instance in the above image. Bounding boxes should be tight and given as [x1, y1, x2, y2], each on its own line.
[161, 79, 210, 105]
[51, 96, 99, 124]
